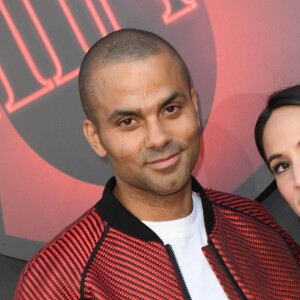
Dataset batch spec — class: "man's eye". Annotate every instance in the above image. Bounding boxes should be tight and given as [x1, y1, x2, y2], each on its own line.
[272, 162, 290, 174]
[164, 105, 180, 115]
[120, 118, 133, 126]
[118, 118, 139, 128]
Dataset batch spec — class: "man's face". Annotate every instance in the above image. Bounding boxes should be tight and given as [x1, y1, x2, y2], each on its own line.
[86, 51, 200, 197]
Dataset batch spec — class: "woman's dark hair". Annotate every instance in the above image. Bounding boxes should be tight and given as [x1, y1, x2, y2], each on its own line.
[255, 84, 300, 164]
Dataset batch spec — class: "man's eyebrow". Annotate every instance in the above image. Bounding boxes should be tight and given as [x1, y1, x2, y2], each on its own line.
[268, 153, 282, 166]
[108, 109, 141, 121]
[160, 92, 187, 109]
[107, 92, 186, 121]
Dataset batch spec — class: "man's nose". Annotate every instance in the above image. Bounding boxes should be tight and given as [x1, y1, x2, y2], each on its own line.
[144, 120, 172, 150]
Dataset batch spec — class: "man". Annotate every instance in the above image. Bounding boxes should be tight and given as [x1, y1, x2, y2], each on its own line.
[16, 29, 300, 299]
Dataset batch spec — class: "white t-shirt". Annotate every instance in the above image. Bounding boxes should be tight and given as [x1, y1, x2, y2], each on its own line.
[142, 193, 228, 300]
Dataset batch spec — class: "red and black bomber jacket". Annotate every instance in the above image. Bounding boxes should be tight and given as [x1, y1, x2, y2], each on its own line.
[15, 177, 300, 299]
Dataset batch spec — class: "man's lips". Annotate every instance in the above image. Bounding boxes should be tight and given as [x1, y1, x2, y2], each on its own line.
[146, 152, 180, 169]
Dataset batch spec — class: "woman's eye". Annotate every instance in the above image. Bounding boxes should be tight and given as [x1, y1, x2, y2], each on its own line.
[272, 162, 290, 174]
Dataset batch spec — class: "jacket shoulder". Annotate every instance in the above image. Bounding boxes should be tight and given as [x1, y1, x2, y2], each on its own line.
[204, 188, 270, 218]
[204, 188, 300, 264]
[15, 207, 104, 299]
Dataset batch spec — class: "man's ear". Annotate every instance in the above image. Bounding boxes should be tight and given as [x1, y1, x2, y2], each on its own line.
[191, 88, 198, 111]
[82, 119, 107, 157]
[191, 88, 200, 126]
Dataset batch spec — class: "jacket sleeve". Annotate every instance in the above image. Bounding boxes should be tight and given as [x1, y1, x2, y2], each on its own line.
[206, 188, 300, 266]
[15, 208, 103, 299]
[263, 214, 300, 265]
[14, 236, 82, 299]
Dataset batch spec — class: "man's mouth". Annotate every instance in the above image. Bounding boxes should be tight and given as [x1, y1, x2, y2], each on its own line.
[146, 152, 180, 170]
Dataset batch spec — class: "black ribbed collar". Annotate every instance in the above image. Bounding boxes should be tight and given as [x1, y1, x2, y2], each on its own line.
[95, 177, 215, 242]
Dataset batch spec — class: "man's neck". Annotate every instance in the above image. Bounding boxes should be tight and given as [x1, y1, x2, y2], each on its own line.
[113, 180, 193, 221]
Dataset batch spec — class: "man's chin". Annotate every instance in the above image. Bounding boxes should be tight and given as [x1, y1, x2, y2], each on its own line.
[148, 176, 191, 196]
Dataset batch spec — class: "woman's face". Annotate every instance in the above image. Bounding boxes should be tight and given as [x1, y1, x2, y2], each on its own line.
[262, 105, 300, 216]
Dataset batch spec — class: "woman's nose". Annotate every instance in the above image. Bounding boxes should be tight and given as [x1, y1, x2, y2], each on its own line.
[293, 160, 300, 188]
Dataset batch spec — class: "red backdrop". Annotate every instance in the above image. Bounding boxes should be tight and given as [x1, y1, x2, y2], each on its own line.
[1, 0, 300, 260]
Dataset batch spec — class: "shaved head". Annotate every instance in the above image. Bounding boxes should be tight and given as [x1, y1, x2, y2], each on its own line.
[78, 28, 191, 126]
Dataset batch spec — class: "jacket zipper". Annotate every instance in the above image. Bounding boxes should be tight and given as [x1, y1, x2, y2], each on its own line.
[208, 239, 247, 300]
[165, 244, 192, 300]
